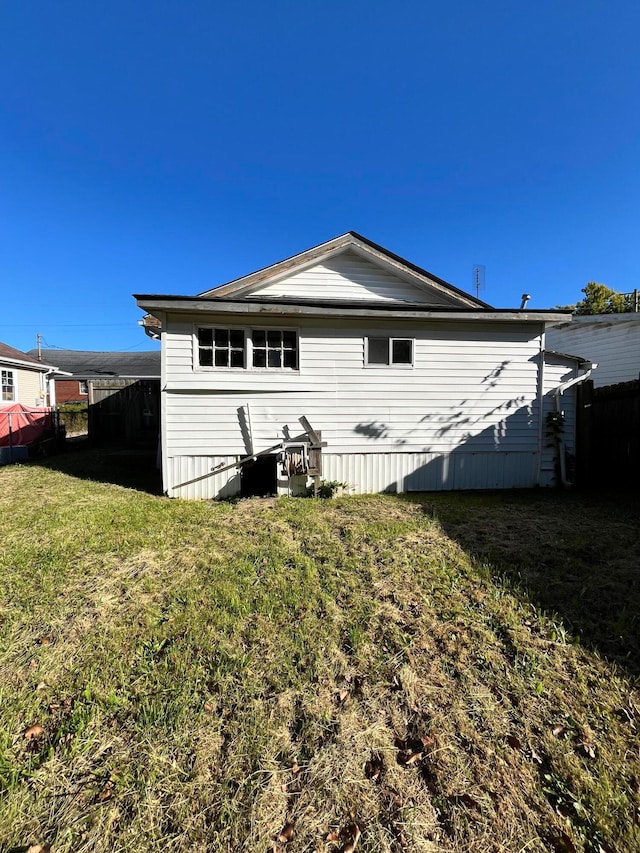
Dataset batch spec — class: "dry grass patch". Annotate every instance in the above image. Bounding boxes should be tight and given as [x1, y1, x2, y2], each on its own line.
[0, 460, 638, 853]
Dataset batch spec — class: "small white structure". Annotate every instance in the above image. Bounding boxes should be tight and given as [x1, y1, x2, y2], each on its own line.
[0, 341, 59, 408]
[546, 313, 640, 388]
[135, 232, 586, 498]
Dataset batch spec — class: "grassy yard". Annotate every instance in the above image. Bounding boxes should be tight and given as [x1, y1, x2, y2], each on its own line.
[0, 453, 638, 853]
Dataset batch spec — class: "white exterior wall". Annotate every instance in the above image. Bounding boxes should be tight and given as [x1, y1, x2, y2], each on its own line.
[161, 312, 553, 498]
[539, 355, 579, 488]
[546, 317, 640, 387]
[247, 250, 461, 306]
[0, 364, 45, 407]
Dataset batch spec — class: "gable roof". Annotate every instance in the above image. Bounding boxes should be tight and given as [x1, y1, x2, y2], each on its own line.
[198, 231, 492, 309]
[27, 349, 161, 379]
[0, 341, 58, 371]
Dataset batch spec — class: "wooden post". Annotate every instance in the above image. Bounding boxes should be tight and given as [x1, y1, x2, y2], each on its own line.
[576, 379, 593, 487]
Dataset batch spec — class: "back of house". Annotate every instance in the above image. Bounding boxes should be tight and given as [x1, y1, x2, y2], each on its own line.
[135, 232, 581, 498]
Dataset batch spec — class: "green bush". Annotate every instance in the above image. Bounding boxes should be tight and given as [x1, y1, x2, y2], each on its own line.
[58, 403, 89, 434]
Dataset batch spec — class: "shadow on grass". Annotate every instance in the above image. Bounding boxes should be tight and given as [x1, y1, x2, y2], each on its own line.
[401, 489, 640, 679]
[30, 438, 163, 496]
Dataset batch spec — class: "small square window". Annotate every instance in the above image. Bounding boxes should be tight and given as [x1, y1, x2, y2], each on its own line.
[392, 339, 412, 364]
[366, 337, 413, 367]
[199, 328, 213, 347]
[367, 338, 390, 365]
[199, 348, 213, 367]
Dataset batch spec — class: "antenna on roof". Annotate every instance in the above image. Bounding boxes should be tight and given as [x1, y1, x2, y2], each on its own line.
[472, 265, 485, 300]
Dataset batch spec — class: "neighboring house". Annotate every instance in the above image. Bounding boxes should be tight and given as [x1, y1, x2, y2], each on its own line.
[0, 342, 59, 407]
[546, 313, 640, 388]
[27, 349, 161, 446]
[27, 349, 161, 403]
[135, 231, 584, 499]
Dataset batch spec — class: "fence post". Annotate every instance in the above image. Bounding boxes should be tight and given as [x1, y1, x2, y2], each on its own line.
[576, 379, 594, 487]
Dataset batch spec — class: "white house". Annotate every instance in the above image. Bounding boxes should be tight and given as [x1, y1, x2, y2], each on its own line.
[0, 342, 59, 408]
[546, 313, 640, 388]
[135, 232, 586, 499]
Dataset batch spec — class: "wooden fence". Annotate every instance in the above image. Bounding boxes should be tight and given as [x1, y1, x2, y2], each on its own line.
[576, 378, 640, 488]
[88, 379, 160, 448]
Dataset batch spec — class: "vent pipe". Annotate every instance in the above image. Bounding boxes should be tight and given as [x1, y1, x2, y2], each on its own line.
[520, 293, 531, 310]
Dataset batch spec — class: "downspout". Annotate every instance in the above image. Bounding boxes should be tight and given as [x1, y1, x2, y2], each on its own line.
[552, 362, 596, 487]
[535, 326, 545, 487]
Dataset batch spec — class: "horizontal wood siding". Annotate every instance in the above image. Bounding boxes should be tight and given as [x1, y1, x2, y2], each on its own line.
[247, 250, 459, 305]
[546, 320, 640, 387]
[15, 368, 42, 407]
[162, 313, 546, 495]
[540, 356, 578, 487]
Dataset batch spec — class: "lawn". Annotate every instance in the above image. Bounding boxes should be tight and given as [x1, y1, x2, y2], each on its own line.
[0, 452, 638, 853]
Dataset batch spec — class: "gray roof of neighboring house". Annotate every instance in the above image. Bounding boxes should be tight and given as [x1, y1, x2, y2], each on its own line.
[27, 349, 160, 379]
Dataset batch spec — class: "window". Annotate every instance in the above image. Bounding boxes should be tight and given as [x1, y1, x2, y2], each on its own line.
[1, 369, 15, 401]
[251, 330, 297, 369]
[197, 327, 245, 368]
[365, 337, 413, 366]
[196, 327, 298, 369]
[79, 381, 88, 395]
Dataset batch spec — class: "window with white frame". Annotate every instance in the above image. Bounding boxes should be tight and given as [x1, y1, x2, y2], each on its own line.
[79, 380, 88, 395]
[365, 337, 413, 366]
[251, 329, 297, 368]
[1, 369, 15, 401]
[196, 327, 298, 369]
[197, 327, 246, 368]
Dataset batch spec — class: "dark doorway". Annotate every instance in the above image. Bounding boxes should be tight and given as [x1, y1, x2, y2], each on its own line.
[241, 454, 277, 497]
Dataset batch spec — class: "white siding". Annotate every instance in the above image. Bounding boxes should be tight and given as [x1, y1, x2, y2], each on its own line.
[546, 317, 640, 387]
[539, 355, 579, 487]
[17, 368, 43, 406]
[246, 250, 461, 306]
[0, 366, 44, 407]
[162, 312, 547, 497]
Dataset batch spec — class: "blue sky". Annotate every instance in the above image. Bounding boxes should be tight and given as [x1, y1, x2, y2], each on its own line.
[1, 1, 639, 352]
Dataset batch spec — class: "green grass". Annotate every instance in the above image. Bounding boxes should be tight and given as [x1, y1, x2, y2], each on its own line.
[0, 455, 638, 853]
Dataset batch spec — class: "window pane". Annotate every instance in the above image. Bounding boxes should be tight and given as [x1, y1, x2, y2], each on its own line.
[214, 328, 229, 347]
[214, 349, 229, 367]
[230, 329, 244, 348]
[368, 337, 389, 364]
[252, 330, 266, 347]
[283, 350, 297, 368]
[198, 328, 213, 346]
[282, 331, 296, 349]
[268, 350, 282, 367]
[392, 339, 412, 364]
[230, 350, 244, 368]
[253, 349, 266, 367]
[199, 348, 213, 367]
[267, 330, 282, 347]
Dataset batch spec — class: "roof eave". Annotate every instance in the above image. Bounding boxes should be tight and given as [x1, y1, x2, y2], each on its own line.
[134, 295, 568, 324]
[0, 355, 59, 372]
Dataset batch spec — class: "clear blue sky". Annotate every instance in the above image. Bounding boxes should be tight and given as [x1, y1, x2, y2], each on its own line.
[1, 1, 639, 352]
